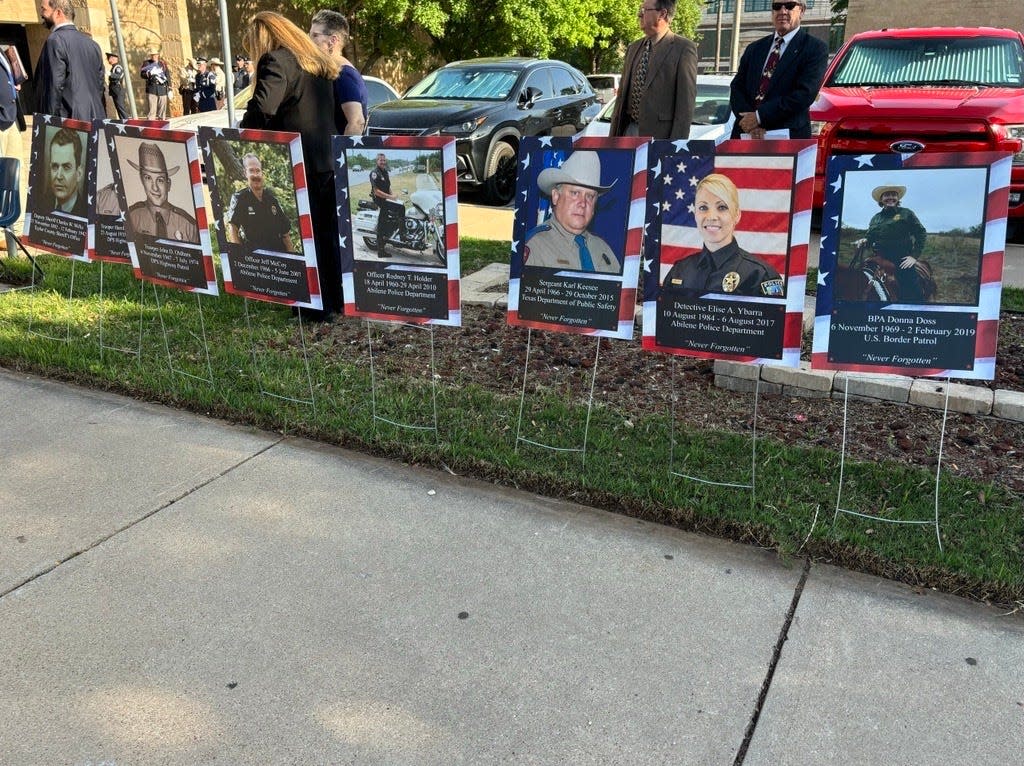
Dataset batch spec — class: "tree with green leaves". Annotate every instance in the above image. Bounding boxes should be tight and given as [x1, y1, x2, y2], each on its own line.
[185, 0, 703, 78]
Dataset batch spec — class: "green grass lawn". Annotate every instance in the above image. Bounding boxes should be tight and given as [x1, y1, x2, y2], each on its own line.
[1, 245, 1022, 605]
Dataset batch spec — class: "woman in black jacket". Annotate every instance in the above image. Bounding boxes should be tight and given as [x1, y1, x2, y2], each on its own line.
[241, 11, 342, 318]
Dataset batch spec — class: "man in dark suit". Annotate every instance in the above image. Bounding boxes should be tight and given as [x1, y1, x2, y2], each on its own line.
[0, 44, 23, 157]
[729, 0, 828, 139]
[609, 0, 697, 141]
[33, 0, 106, 120]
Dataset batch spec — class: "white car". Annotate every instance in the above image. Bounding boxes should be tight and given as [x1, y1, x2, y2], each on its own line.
[167, 75, 400, 132]
[586, 73, 620, 104]
[581, 74, 736, 141]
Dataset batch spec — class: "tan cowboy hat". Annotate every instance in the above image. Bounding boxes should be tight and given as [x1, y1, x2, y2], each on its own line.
[537, 151, 614, 196]
[127, 142, 180, 177]
[147, 48, 160, 56]
[871, 185, 906, 203]
[209, 57, 224, 66]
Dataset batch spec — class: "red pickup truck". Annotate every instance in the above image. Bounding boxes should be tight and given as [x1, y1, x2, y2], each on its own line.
[810, 27, 1024, 236]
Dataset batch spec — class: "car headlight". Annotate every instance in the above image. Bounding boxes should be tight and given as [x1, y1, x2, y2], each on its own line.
[443, 116, 486, 135]
[1006, 124, 1024, 164]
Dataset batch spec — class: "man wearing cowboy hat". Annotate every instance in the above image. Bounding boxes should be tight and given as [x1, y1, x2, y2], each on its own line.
[126, 142, 198, 244]
[860, 184, 934, 303]
[525, 150, 620, 274]
[208, 58, 227, 108]
[106, 51, 129, 119]
[140, 49, 170, 120]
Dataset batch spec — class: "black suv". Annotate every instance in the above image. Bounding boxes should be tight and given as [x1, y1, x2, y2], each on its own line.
[366, 58, 600, 204]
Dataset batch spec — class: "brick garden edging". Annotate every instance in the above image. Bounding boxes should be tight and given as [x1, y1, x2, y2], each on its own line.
[714, 360, 1024, 423]
[461, 264, 1024, 425]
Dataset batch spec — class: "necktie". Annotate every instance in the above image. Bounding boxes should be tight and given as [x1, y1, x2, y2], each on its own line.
[755, 36, 784, 105]
[155, 212, 167, 238]
[574, 234, 594, 271]
[629, 39, 651, 122]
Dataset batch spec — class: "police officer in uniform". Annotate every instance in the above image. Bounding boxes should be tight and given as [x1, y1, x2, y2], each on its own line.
[369, 152, 404, 257]
[661, 173, 783, 298]
[195, 57, 218, 112]
[226, 154, 293, 253]
[233, 54, 251, 91]
[106, 51, 129, 119]
[126, 142, 198, 243]
[524, 150, 621, 274]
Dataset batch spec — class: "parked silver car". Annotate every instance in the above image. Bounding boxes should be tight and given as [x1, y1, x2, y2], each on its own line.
[580, 74, 736, 140]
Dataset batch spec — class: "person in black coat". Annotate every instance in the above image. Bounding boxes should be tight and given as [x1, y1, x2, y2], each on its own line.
[729, 0, 827, 139]
[106, 52, 129, 120]
[34, 0, 106, 120]
[240, 11, 341, 318]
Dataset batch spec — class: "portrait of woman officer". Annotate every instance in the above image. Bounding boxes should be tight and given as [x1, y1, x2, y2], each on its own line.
[661, 173, 784, 298]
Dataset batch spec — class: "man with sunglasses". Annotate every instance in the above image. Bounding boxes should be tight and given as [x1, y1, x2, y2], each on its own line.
[609, 0, 697, 141]
[729, 0, 827, 139]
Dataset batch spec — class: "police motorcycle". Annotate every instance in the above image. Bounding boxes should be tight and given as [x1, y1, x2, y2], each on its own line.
[354, 174, 446, 265]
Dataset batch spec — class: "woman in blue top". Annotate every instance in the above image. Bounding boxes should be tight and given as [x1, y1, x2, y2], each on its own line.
[309, 9, 368, 135]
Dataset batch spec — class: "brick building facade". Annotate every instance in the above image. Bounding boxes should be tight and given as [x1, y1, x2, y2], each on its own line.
[0, 0, 195, 119]
[844, 0, 1024, 39]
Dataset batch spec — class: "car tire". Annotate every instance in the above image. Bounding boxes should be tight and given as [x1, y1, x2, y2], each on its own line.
[483, 139, 517, 206]
[363, 236, 378, 251]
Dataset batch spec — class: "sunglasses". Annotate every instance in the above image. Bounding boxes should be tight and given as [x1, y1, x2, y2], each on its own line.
[771, 1, 801, 9]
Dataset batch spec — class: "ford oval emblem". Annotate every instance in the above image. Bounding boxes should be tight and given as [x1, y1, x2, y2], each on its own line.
[890, 140, 925, 154]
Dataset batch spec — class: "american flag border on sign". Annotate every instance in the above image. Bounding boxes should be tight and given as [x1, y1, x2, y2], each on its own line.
[197, 127, 322, 310]
[333, 134, 461, 327]
[507, 135, 648, 340]
[24, 114, 94, 263]
[640, 138, 817, 366]
[811, 151, 1011, 380]
[103, 122, 218, 295]
[88, 118, 170, 264]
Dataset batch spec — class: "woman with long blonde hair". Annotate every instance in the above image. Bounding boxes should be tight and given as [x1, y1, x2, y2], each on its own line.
[661, 173, 783, 298]
[240, 11, 342, 317]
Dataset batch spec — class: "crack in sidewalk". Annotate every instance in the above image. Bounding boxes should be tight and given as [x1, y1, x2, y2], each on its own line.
[733, 557, 812, 765]
[0, 437, 285, 601]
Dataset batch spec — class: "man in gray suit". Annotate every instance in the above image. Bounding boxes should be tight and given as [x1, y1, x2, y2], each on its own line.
[33, 0, 106, 120]
[609, 0, 697, 140]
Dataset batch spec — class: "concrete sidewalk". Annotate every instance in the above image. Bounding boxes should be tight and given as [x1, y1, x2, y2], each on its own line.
[0, 370, 1021, 764]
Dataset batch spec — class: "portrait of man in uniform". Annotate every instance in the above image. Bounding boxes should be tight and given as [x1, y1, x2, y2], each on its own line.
[226, 153, 294, 253]
[124, 141, 198, 243]
[43, 126, 87, 217]
[524, 150, 621, 275]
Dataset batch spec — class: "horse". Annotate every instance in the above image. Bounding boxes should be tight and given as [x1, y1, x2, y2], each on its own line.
[832, 243, 937, 303]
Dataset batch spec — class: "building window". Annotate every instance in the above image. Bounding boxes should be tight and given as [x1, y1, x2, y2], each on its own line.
[705, 0, 815, 11]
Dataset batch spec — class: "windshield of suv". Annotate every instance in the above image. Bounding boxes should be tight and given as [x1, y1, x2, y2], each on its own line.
[406, 68, 520, 101]
[829, 36, 1024, 88]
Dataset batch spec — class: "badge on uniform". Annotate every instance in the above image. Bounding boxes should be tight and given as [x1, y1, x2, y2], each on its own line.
[271, 204, 279, 215]
[760, 278, 785, 297]
[721, 271, 740, 292]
